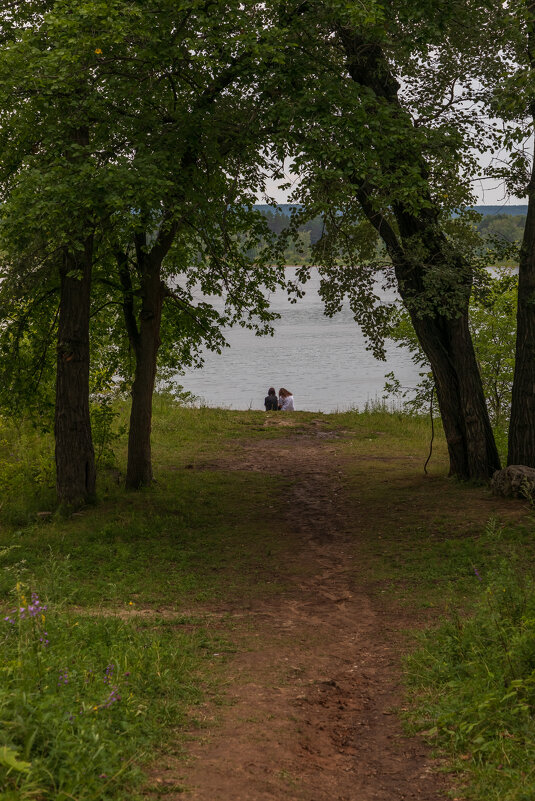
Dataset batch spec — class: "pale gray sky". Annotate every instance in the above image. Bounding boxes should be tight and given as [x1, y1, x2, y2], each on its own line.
[261, 159, 528, 208]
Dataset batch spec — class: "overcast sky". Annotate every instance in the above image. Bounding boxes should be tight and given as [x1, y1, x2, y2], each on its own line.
[261, 159, 528, 208]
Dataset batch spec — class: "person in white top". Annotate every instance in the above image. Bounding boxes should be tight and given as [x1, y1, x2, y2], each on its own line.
[278, 387, 295, 411]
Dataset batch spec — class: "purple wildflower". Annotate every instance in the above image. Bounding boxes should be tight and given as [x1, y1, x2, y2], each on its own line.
[101, 686, 121, 708]
[58, 669, 69, 686]
[13, 593, 48, 622]
[474, 567, 482, 582]
[27, 593, 47, 617]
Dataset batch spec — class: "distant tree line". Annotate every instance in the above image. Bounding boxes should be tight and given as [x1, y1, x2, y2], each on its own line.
[259, 209, 528, 262]
[477, 214, 526, 246]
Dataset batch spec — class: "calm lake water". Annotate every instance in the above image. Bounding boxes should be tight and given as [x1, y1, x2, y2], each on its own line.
[179, 268, 420, 413]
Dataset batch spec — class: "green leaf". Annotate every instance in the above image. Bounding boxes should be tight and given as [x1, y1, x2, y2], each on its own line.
[0, 745, 31, 774]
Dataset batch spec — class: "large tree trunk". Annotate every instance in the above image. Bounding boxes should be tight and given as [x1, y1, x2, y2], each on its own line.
[508, 6, 535, 467]
[508, 155, 535, 466]
[55, 239, 96, 505]
[357, 183, 500, 479]
[410, 308, 501, 479]
[393, 210, 501, 481]
[121, 242, 163, 489]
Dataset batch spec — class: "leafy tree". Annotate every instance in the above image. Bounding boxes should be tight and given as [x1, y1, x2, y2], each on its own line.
[387, 272, 517, 456]
[0, 0, 293, 496]
[0, 9, 107, 504]
[470, 272, 517, 431]
[270, 0, 501, 479]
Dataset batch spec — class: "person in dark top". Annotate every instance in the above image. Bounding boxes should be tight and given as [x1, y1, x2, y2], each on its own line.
[264, 387, 278, 411]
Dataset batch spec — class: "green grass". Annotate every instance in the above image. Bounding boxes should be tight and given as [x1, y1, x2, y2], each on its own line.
[327, 408, 535, 610]
[0, 594, 216, 800]
[353, 508, 535, 610]
[0, 400, 299, 800]
[1, 398, 535, 801]
[0, 401, 301, 606]
[405, 554, 535, 801]
[0, 469, 287, 607]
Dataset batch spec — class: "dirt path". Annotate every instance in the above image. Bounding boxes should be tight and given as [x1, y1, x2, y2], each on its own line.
[147, 425, 457, 801]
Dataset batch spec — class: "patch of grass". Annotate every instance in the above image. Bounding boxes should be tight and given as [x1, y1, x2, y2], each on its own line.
[405, 554, 535, 801]
[0, 419, 56, 526]
[0, 469, 288, 607]
[335, 411, 533, 609]
[131, 398, 327, 468]
[0, 399, 297, 606]
[0, 584, 216, 801]
[358, 512, 535, 610]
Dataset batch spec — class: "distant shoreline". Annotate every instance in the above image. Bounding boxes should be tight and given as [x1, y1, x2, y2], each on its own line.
[254, 203, 529, 217]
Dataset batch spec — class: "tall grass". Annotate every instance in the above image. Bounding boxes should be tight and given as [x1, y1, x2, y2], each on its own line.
[0, 417, 55, 525]
[0, 580, 210, 800]
[406, 529, 535, 801]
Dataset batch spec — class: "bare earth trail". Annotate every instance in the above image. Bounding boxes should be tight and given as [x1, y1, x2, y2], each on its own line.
[148, 421, 523, 801]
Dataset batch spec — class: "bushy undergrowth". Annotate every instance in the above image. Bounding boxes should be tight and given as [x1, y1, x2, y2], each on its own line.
[0, 420, 55, 524]
[406, 547, 535, 801]
[0, 582, 207, 801]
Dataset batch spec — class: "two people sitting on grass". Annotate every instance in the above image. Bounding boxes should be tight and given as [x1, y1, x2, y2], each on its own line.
[264, 387, 295, 411]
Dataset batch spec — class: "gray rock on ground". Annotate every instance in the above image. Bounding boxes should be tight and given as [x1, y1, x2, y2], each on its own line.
[491, 465, 535, 498]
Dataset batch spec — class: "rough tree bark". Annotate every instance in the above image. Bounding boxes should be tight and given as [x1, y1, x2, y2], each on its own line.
[339, 30, 500, 480]
[508, 166, 535, 466]
[119, 238, 163, 489]
[508, 5, 535, 466]
[393, 209, 501, 480]
[118, 221, 177, 489]
[55, 238, 96, 505]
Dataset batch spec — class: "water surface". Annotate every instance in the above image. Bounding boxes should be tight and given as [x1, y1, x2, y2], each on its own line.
[179, 269, 420, 412]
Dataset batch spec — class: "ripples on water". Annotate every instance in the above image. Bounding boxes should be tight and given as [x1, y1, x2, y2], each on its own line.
[179, 268, 421, 413]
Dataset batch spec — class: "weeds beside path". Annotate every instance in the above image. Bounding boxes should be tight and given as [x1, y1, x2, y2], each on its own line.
[145, 413, 530, 801]
[2, 406, 532, 800]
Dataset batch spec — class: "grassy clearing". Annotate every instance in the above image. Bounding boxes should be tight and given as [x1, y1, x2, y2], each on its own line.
[0, 400, 299, 800]
[1, 399, 534, 800]
[332, 409, 534, 610]
[0, 401, 301, 606]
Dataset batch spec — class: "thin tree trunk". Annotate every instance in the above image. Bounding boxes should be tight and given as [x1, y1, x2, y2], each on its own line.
[126, 300, 162, 489]
[55, 239, 96, 505]
[120, 240, 163, 489]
